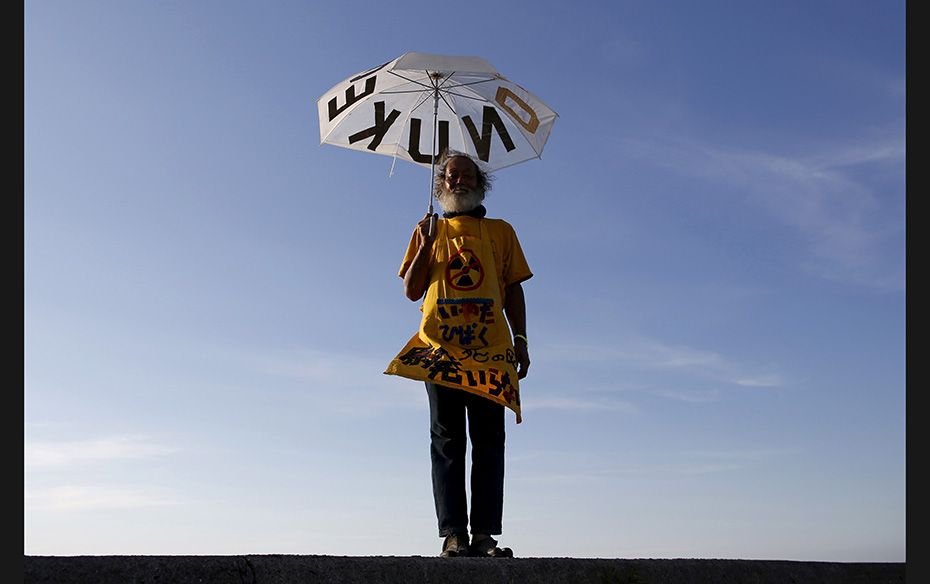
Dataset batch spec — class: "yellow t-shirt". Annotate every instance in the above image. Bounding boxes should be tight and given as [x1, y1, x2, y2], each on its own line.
[399, 216, 533, 300]
[387, 214, 533, 422]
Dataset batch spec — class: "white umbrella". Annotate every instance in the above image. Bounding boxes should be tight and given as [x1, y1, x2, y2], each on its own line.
[317, 51, 557, 219]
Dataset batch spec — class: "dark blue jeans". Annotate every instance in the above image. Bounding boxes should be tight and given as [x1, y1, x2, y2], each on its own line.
[426, 382, 505, 537]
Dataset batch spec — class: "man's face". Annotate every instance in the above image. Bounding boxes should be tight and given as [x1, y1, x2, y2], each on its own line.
[444, 157, 478, 194]
[438, 157, 483, 213]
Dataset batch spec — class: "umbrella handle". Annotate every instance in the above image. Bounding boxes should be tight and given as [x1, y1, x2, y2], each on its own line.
[429, 213, 436, 237]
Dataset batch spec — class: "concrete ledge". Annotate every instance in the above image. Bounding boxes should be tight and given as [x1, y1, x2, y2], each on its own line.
[24, 555, 905, 583]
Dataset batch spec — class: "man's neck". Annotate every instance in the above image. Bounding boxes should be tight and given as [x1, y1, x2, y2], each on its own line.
[443, 205, 487, 219]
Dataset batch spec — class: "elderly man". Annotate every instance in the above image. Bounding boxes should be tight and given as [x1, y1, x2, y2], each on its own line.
[385, 151, 532, 558]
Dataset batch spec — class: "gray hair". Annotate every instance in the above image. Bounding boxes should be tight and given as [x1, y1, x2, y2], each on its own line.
[433, 150, 494, 198]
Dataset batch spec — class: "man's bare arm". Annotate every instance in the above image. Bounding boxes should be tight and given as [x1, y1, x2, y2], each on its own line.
[504, 281, 530, 379]
[402, 213, 437, 301]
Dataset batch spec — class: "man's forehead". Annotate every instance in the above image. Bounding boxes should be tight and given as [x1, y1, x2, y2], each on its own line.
[446, 157, 478, 173]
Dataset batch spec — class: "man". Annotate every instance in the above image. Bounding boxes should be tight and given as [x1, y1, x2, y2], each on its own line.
[384, 151, 531, 558]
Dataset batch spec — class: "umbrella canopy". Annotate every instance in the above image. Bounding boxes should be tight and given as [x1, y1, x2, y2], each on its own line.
[317, 51, 558, 173]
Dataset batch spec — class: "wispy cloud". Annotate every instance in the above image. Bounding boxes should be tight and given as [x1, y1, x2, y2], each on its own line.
[26, 485, 179, 511]
[26, 435, 177, 469]
[242, 346, 426, 416]
[681, 447, 795, 461]
[534, 338, 720, 369]
[251, 348, 386, 387]
[514, 448, 793, 486]
[511, 472, 610, 485]
[618, 338, 726, 370]
[621, 135, 904, 290]
[652, 388, 722, 403]
[629, 449, 794, 476]
[25, 436, 181, 514]
[512, 461, 745, 486]
[525, 396, 639, 413]
[730, 375, 782, 388]
[225, 337, 776, 419]
[537, 335, 783, 392]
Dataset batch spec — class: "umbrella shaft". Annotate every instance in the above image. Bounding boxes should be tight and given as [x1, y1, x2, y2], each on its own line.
[427, 85, 440, 235]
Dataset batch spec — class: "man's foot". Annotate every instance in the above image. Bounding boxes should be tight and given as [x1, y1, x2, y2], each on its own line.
[469, 534, 513, 557]
[440, 533, 470, 557]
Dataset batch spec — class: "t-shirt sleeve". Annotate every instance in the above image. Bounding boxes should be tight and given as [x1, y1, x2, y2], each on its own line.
[398, 228, 420, 278]
[502, 222, 533, 287]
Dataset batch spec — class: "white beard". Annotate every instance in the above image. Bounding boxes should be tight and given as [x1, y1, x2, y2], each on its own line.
[437, 188, 484, 214]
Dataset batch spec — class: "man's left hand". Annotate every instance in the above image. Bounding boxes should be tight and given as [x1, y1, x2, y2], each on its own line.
[515, 342, 530, 379]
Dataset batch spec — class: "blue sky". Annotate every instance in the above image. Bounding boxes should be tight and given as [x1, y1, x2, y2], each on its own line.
[25, 0, 905, 560]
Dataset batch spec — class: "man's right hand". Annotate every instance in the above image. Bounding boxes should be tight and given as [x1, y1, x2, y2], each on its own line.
[417, 212, 438, 248]
[404, 213, 438, 301]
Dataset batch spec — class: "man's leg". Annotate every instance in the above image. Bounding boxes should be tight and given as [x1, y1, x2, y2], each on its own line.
[425, 382, 469, 537]
[466, 392, 505, 536]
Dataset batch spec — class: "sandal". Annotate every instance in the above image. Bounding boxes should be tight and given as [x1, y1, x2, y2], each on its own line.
[440, 533, 470, 557]
[469, 535, 514, 558]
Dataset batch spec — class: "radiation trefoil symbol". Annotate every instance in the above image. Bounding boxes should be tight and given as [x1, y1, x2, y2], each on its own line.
[445, 248, 485, 291]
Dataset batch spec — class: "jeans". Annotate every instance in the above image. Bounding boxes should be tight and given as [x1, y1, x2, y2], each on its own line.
[426, 382, 505, 537]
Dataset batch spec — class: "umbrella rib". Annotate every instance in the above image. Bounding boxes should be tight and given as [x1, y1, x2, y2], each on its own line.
[411, 91, 435, 113]
[435, 73, 459, 114]
[437, 91, 457, 115]
[378, 88, 488, 102]
[386, 70, 433, 90]
[437, 74, 494, 102]
[443, 78, 499, 89]
[384, 69, 495, 90]
[380, 89, 439, 95]
[381, 71, 495, 97]
[440, 90, 489, 102]
[436, 72, 456, 90]
[380, 70, 464, 125]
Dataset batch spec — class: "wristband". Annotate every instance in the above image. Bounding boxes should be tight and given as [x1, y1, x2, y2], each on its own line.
[514, 334, 528, 345]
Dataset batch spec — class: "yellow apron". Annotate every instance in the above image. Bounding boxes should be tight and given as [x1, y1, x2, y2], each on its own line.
[385, 218, 522, 423]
